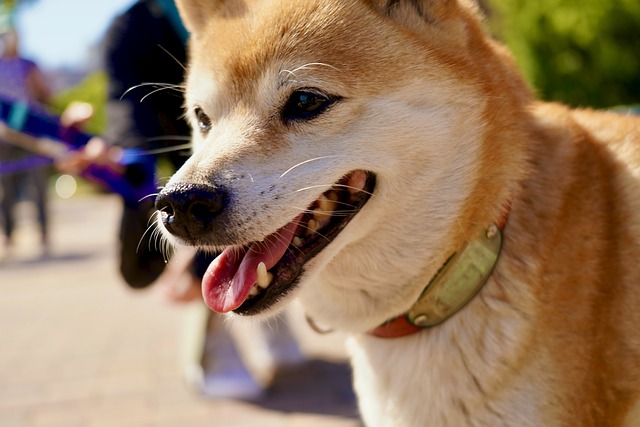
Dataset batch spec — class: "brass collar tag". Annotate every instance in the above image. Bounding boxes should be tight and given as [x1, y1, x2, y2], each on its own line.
[369, 224, 503, 338]
[407, 224, 503, 328]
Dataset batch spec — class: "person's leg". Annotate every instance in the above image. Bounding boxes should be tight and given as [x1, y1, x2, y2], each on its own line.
[118, 200, 168, 288]
[31, 166, 49, 249]
[0, 172, 17, 246]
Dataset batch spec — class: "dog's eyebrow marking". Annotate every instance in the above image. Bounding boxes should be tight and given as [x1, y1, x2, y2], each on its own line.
[278, 62, 340, 87]
[278, 155, 347, 180]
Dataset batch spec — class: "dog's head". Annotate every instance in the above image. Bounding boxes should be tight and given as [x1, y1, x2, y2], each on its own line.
[156, 0, 531, 331]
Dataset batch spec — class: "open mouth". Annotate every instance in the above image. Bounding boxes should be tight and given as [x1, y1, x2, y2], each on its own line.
[201, 170, 376, 316]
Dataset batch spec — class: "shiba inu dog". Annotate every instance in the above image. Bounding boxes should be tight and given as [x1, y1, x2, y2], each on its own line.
[155, 0, 640, 425]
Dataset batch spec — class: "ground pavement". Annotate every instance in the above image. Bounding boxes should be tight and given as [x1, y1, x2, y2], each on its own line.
[0, 194, 362, 427]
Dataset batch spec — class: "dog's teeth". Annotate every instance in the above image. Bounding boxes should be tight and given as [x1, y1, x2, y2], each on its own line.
[248, 285, 260, 297]
[307, 219, 319, 235]
[293, 236, 304, 247]
[260, 272, 274, 289]
[314, 194, 338, 221]
[318, 217, 331, 229]
[326, 191, 339, 202]
[313, 208, 329, 221]
[319, 193, 338, 212]
[256, 262, 273, 289]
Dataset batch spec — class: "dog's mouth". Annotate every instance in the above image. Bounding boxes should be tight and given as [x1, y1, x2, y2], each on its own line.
[201, 170, 376, 315]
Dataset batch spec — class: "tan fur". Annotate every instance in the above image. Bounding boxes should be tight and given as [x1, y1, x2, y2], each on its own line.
[166, 0, 640, 425]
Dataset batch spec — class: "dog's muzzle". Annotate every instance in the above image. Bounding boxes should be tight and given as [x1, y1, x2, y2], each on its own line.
[155, 171, 376, 315]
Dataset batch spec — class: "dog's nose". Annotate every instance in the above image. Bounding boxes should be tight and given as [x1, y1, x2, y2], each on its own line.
[155, 183, 227, 240]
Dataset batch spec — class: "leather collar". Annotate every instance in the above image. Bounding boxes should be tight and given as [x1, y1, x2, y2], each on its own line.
[369, 204, 510, 339]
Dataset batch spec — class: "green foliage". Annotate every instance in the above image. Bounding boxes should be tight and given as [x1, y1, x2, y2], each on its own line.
[1, 0, 37, 29]
[486, 0, 640, 108]
[49, 71, 108, 135]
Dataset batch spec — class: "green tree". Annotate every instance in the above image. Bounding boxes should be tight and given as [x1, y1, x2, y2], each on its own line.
[1, 0, 38, 31]
[487, 0, 640, 108]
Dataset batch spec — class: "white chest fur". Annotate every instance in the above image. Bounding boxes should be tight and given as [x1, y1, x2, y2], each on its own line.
[346, 287, 540, 427]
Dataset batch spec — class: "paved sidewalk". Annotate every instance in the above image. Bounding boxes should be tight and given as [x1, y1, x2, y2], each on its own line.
[0, 194, 361, 427]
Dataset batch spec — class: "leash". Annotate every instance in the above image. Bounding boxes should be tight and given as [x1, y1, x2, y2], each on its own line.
[0, 96, 157, 204]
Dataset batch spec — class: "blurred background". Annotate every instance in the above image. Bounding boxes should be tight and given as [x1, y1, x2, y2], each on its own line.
[485, 0, 640, 110]
[7, 0, 131, 136]
[0, 0, 639, 426]
[10, 0, 640, 136]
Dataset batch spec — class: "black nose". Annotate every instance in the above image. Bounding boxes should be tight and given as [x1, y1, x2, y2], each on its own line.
[155, 183, 227, 241]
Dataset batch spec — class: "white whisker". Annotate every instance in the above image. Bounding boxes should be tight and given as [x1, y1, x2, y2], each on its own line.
[272, 230, 305, 257]
[121, 82, 185, 100]
[157, 44, 187, 71]
[280, 62, 341, 79]
[140, 86, 181, 103]
[281, 205, 359, 218]
[139, 193, 160, 203]
[296, 223, 332, 244]
[278, 155, 346, 180]
[137, 216, 159, 255]
[292, 184, 375, 198]
[138, 143, 193, 156]
[144, 135, 192, 142]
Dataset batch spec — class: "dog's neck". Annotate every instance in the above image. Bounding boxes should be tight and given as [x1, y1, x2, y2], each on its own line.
[368, 203, 511, 339]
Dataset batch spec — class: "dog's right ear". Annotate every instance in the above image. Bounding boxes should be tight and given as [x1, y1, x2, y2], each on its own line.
[374, 0, 480, 22]
[370, 0, 481, 45]
[175, 0, 247, 34]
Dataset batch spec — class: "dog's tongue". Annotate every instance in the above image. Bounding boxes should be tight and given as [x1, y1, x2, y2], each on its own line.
[201, 216, 301, 313]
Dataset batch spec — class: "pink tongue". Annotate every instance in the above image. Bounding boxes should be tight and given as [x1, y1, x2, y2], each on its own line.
[201, 216, 301, 313]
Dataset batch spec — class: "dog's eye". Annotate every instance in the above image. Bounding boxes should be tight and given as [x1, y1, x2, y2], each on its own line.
[282, 90, 337, 123]
[194, 107, 212, 134]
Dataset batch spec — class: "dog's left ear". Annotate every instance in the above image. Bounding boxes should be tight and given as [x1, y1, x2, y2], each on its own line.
[175, 0, 248, 35]
[371, 0, 481, 44]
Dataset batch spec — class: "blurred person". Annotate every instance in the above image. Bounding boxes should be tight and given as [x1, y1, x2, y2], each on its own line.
[55, 0, 199, 305]
[102, 0, 191, 290]
[62, 0, 304, 400]
[0, 26, 52, 256]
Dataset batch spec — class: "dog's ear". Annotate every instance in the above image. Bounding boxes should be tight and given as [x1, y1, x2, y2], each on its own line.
[371, 0, 481, 43]
[175, 0, 247, 34]
[377, 0, 480, 23]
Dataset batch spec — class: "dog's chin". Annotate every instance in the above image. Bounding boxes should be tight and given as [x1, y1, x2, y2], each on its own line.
[200, 170, 376, 317]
